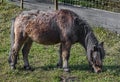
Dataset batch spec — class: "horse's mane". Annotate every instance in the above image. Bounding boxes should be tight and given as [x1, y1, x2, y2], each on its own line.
[75, 17, 98, 49]
[85, 31, 98, 46]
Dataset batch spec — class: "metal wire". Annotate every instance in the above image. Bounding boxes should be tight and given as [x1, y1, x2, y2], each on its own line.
[59, 0, 120, 12]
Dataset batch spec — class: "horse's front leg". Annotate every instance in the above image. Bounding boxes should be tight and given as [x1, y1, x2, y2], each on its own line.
[22, 39, 33, 70]
[61, 42, 71, 72]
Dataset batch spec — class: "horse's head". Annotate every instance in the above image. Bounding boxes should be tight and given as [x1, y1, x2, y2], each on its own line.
[88, 42, 105, 73]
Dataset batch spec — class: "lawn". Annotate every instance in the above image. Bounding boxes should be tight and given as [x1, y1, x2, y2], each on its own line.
[0, 1, 120, 82]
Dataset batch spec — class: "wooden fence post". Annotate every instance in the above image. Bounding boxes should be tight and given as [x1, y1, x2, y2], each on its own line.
[20, 0, 23, 9]
[54, 0, 58, 10]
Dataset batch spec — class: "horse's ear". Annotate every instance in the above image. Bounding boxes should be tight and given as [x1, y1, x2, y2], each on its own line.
[92, 45, 98, 51]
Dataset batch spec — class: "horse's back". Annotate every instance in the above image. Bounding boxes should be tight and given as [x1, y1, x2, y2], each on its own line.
[14, 9, 79, 44]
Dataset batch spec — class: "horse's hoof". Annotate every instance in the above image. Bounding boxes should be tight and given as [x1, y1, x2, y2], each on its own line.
[63, 68, 70, 72]
[8, 59, 11, 64]
[56, 63, 62, 68]
[10, 66, 16, 70]
[24, 66, 31, 70]
[24, 66, 34, 71]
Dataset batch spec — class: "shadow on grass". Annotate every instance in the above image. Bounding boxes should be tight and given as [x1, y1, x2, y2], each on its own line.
[9, 64, 87, 72]
[34, 64, 89, 71]
[17, 63, 120, 76]
[35, 64, 120, 74]
[103, 65, 120, 75]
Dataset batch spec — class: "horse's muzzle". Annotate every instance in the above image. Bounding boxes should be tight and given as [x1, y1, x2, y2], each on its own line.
[92, 65, 102, 73]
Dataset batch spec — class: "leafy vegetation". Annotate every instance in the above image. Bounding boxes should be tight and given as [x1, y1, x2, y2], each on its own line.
[0, 1, 120, 82]
[59, 0, 120, 12]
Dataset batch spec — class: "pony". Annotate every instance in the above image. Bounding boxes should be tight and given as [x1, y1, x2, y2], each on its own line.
[8, 9, 105, 73]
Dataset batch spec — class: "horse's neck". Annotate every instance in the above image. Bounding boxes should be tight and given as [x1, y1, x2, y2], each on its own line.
[84, 32, 98, 50]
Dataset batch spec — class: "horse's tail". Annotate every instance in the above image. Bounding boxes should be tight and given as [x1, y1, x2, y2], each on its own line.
[10, 18, 15, 48]
[8, 18, 15, 63]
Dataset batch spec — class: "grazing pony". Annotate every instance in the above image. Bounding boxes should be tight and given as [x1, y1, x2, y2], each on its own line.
[8, 9, 105, 73]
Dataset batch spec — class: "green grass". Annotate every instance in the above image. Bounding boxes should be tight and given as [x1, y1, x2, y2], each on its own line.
[0, 1, 120, 82]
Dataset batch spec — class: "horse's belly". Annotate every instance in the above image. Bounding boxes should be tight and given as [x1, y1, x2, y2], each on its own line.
[29, 30, 60, 45]
[37, 34, 60, 45]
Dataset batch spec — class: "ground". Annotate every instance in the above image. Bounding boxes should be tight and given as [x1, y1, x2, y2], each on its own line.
[0, 1, 120, 82]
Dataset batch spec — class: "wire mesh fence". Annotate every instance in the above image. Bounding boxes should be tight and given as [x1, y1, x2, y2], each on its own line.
[58, 0, 120, 13]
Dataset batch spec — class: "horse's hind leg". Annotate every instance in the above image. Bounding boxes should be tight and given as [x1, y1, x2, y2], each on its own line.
[9, 39, 24, 69]
[57, 44, 62, 68]
[22, 38, 33, 70]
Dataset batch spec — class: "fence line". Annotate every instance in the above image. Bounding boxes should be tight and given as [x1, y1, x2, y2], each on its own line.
[7, 0, 120, 33]
[58, 0, 120, 13]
